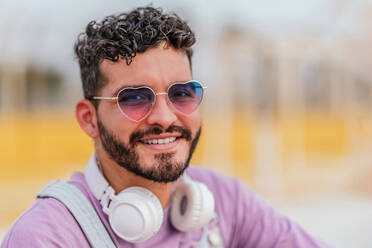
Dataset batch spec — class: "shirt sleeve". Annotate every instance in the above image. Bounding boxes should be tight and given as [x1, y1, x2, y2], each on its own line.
[230, 180, 334, 248]
[1, 198, 91, 248]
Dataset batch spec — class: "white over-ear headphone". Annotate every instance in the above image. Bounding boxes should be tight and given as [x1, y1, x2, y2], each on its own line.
[85, 154, 215, 243]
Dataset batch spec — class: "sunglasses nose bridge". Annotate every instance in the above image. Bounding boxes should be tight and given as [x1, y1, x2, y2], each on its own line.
[154, 92, 169, 104]
[155, 92, 168, 96]
[153, 91, 172, 108]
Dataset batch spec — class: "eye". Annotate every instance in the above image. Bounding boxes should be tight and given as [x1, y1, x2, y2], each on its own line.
[173, 89, 193, 98]
[125, 94, 145, 101]
[118, 88, 154, 106]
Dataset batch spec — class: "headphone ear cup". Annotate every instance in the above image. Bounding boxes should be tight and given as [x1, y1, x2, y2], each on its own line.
[107, 187, 164, 243]
[170, 179, 215, 232]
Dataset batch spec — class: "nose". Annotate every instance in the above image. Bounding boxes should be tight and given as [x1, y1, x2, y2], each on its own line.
[145, 93, 177, 129]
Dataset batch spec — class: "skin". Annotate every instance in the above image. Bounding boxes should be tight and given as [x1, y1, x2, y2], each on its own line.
[75, 43, 201, 208]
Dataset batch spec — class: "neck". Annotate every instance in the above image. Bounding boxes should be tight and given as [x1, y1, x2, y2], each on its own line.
[96, 150, 173, 209]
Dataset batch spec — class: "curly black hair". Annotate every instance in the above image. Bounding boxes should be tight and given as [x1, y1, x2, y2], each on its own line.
[74, 7, 196, 101]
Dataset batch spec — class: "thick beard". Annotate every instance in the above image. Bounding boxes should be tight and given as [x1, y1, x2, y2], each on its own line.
[96, 118, 201, 183]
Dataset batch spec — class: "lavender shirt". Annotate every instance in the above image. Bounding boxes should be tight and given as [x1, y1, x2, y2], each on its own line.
[1, 166, 332, 247]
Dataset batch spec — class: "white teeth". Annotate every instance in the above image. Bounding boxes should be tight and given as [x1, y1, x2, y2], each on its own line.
[142, 137, 177, 144]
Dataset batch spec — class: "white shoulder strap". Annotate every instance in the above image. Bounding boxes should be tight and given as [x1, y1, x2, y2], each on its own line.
[37, 180, 116, 248]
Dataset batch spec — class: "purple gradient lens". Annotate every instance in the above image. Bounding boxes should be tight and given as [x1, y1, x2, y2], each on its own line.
[117, 87, 154, 121]
[168, 81, 203, 114]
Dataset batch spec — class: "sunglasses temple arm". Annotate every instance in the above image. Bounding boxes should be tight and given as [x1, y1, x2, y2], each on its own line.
[92, 96, 118, 101]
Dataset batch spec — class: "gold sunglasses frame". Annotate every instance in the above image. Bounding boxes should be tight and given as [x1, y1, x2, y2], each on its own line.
[91, 80, 207, 122]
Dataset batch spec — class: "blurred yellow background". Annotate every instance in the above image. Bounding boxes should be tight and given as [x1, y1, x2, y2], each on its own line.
[2, 0, 372, 247]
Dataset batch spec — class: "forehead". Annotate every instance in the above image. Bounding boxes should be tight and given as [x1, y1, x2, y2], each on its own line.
[99, 45, 192, 95]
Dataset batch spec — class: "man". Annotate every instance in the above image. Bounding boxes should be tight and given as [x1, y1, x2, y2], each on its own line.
[1, 7, 333, 247]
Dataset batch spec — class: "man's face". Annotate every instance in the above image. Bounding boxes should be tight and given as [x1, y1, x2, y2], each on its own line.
[95, 44, 201, 183]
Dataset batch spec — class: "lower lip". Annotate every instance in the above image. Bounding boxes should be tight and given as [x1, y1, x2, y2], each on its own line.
[139, 139, 180, 151]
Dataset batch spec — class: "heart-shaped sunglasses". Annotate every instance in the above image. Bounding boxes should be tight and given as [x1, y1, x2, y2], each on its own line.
[89, 80, 207, 122]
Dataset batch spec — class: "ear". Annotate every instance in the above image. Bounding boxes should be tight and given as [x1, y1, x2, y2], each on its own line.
[75, 99, 99, 139]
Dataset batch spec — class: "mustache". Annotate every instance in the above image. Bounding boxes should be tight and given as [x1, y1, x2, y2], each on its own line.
[129, 125, 192, 146]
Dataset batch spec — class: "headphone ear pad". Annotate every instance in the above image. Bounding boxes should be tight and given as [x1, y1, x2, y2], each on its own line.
[170, 180, 215, 232]
[107, 187, 164, 243]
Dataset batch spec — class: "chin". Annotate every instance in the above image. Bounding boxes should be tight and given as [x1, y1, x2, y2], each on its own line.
[142, 152, 188, 167]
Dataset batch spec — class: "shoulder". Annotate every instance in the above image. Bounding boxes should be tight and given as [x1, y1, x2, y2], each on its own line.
[185, 166, 248, 201]
[185, 166, 279, 246]
[1, 196, 89, 248]
[185, 167, 334, 247]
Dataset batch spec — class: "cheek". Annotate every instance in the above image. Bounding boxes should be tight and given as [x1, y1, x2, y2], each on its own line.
[183, 111, 201, 132]
[109, 114, 139, 142]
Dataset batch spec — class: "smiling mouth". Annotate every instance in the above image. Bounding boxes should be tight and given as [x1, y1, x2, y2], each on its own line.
[137, 136, 182, 151]
[139, 137, 178, 145]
